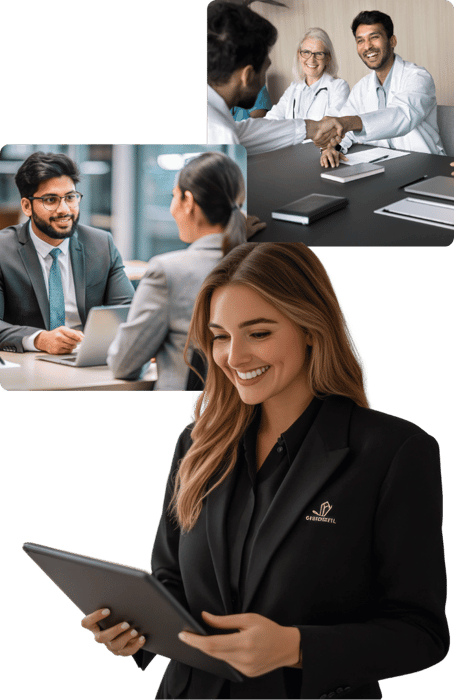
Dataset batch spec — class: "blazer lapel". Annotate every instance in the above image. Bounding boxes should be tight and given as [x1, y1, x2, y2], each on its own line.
[69, 232, 86, 325]
[242, 396, 353, 610]
[17, 223, 51, 329]
[206, 466, 238, 614]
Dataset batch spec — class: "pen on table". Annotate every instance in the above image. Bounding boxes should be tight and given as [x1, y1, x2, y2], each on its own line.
[293, 99, 296, 119]
[0, 356, 5, 365]
[398, 175, 429, 189]
[370, 155, 390, 163]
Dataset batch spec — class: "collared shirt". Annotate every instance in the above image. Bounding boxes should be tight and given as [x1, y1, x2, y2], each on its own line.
[22, 222, 82, 350]
[375, 62, 395, 148]
[220, 398, 322, 699]
[208, 85, 308, 155]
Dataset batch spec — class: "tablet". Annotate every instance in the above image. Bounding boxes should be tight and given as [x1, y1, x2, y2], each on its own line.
[23, 542, 243, 682]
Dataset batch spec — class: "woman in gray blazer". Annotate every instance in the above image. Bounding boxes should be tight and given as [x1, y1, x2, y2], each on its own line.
[84, 243, 447, 698]
[107, 152, 247, 390]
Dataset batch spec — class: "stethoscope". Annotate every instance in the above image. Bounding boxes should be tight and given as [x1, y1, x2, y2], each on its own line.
[292, 86, 328, 119]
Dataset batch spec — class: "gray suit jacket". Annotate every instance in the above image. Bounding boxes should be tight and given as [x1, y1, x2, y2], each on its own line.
[107, 234, 224, 390]
[0, 222, 134, 352]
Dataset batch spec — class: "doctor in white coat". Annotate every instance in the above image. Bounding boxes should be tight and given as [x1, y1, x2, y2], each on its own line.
[265, 28, 349, 122]
[321, 10, 445, 168]
[208, 2, 346, 155]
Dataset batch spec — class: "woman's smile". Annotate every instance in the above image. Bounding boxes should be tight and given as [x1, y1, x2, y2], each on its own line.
[209, 284, 311, 410]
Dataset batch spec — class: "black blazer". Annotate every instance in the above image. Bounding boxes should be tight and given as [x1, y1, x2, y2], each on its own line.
[139, 396, 449, 699]
[0, 222, 134, 352]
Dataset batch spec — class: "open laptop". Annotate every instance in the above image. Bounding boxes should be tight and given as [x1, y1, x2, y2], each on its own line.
[37, 304, 130, 367]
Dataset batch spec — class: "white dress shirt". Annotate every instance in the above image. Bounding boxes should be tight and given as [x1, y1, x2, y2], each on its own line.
[265, 73, 350, 122]
[207, 85, 308, 154]
[22, 222, 82, 350]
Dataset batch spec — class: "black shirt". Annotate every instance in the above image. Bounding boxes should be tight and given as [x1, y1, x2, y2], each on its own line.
[220, 397, 323, 699]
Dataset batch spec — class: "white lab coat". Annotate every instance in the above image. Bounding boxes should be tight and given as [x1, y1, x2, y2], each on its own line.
[207, 85, 307, 155]
[265, 73, 350, 121]
[337, 54, 445, 155]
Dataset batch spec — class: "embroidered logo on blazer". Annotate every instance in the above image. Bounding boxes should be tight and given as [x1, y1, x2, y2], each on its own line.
[306, 501, 336, 524]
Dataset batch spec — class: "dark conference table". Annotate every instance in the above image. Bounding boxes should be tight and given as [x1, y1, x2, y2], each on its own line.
[247, 143, 454, 246]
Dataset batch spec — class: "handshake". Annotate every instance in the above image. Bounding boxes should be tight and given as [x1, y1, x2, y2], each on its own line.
[305, 115, 362, 150]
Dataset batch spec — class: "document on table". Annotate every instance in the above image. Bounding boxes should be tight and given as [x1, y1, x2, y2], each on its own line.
[344, 147, 410, 166]
[0, 358, 20, 368]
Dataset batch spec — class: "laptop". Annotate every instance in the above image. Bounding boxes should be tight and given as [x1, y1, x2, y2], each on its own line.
[37, 304, 130, 367]
[404, 175, 454, 202]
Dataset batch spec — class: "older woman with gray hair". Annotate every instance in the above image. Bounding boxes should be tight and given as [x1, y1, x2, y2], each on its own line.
[265, 28, 349, 121]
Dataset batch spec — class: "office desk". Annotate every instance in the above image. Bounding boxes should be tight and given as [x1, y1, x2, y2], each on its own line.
[0, 352, 156, 391]
[248, 144, 454, 245]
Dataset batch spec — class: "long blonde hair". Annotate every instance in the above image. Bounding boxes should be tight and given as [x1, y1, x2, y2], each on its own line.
[173, 243, 368, 531]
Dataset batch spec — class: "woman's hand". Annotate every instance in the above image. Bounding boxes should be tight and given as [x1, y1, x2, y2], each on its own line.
[320, 147, 348, 168]
[245, 214, 266, 239]
[81, 608, 146, 657]
[179, 611, 301, 677]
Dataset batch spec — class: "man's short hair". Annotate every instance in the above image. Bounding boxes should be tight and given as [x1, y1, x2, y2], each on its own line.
[15, 151, 80, 199]
[208, 1, 277, 85]
[351, 10, 394, 40]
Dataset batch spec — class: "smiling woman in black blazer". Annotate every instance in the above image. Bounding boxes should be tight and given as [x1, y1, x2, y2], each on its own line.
[83, 243, 448, 699]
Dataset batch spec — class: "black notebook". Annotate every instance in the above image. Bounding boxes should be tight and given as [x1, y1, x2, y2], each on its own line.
[272, 193, 348, 225]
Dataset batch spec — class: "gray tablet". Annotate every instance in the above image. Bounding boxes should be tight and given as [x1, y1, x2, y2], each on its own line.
[404, 175, 454, 201]
[23, 543, 243, 682]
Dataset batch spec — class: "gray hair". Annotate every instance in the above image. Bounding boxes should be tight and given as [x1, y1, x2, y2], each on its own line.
[292, 27, 339, 81]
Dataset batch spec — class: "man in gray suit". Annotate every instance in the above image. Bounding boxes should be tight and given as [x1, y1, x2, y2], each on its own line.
[0, 152, 134, 354]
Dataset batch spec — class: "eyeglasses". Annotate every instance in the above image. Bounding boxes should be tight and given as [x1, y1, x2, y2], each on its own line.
[299, 50, 328, 59]
[28, 192, 83, 211]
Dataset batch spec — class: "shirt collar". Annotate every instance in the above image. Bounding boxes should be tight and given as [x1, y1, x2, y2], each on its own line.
[29, 220, 70, 259]
[207, 84, 233, 119]
[374, 57, 395, 93]
[241, 396, 323, 468]
[188, 232, 224, 250]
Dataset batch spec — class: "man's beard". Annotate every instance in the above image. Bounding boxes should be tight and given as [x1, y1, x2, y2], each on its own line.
[361, 43, 394, 72]
[31, 210, 79, 240]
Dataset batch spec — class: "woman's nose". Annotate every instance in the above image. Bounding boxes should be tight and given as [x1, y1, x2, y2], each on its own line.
[228, 337, 251, 368]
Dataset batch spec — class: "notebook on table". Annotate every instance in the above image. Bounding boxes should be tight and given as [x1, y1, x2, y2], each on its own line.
[321, 162, 385, 183]
[272, 193, 348, 225]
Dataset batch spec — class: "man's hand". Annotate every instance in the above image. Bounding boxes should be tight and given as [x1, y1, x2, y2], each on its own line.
[34, 327, 84, 354]
[306, 117, 345, 149]
[245, 214, 266, 239]
[179, 611, 301, 677]
[81, 608, 146, 657]
[320, 147, 349, 168]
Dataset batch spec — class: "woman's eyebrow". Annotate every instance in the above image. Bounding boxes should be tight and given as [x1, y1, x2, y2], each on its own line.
[208, 318, 278, 329]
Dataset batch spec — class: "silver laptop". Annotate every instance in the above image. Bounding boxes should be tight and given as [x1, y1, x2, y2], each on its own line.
[38, 304, 130, 367]
[404, 176, 454, 201]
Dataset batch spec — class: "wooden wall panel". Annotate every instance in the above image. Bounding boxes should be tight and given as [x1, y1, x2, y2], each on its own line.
[250, 0, 454, 106]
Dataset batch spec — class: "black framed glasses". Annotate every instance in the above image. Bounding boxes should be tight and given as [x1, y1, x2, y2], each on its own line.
[28, 192, 83, 211]
[299, 50, 328, 59]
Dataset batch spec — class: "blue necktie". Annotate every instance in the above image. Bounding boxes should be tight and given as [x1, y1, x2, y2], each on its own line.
[48, 248, 66, 330]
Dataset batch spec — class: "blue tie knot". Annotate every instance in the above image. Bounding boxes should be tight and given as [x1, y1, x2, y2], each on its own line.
[49, 248, 62, 261]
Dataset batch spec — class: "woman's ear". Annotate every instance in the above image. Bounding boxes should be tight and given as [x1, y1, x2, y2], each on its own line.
[182, 189, 196, 215]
